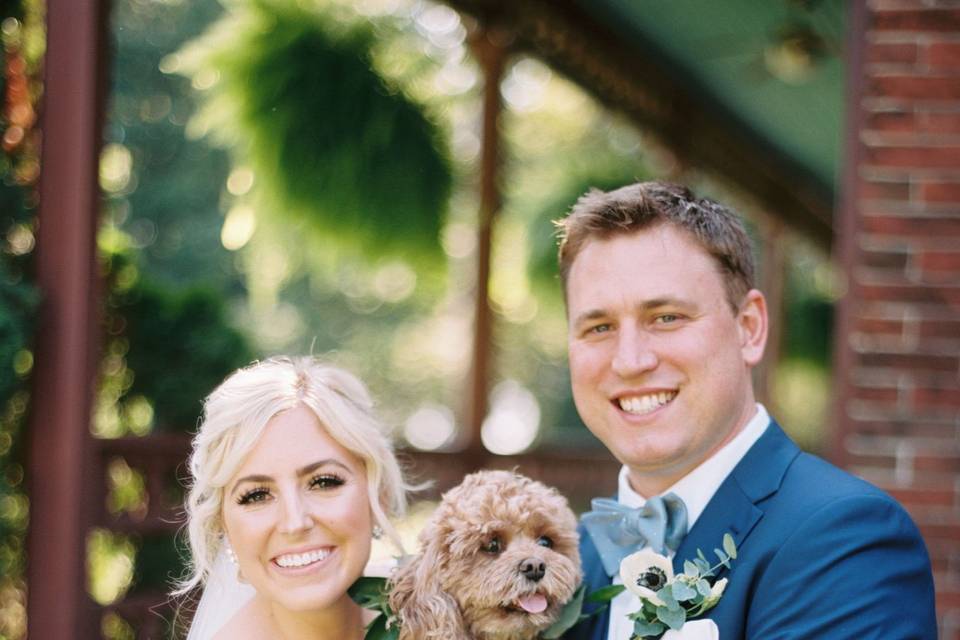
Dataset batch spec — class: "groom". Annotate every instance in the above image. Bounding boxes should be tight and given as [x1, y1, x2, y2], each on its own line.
[556, 182, 937, 639]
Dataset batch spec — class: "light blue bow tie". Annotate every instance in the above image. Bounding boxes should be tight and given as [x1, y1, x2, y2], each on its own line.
[581, 493, 689, 577]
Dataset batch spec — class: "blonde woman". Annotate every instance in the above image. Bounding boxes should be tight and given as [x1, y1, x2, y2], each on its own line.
[175, 356, 409, 640]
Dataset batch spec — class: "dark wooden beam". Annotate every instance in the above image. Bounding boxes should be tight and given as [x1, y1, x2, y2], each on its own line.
[445, 0, 834, 248]
[462, 27, 507, 454]
[27, 0, 108, 637]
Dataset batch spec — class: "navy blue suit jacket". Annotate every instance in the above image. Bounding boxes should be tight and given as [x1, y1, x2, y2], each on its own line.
[563, 421, 937, 639]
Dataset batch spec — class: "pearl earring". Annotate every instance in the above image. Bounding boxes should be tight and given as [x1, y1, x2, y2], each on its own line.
[372, 525, 383, 540]
[225, 542, 238, 565]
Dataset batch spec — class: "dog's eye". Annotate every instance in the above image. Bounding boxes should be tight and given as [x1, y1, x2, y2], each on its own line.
[482, 536, 503, 554]
[537, 535, 554, 549]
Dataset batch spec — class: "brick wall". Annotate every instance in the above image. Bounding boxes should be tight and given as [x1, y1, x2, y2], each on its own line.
[836, 2, 960, 637]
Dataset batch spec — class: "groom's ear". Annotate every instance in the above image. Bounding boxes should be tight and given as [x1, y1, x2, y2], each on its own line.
[388, 533, 466, 640]
[737, 288, 768, 367]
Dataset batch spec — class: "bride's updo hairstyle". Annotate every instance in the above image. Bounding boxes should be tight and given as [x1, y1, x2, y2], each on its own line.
[175, 356, 409, 595]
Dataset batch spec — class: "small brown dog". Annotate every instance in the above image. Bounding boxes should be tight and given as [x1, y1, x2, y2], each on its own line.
[389, 470, 582, 640]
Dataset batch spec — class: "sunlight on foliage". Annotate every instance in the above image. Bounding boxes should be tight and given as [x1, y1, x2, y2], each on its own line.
[772, 359, 830, 453]
[106, 457, 149, 520]
[87, 530, 137, 606]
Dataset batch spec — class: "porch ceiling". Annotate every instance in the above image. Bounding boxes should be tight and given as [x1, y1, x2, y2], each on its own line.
[448, 0, 846, 247]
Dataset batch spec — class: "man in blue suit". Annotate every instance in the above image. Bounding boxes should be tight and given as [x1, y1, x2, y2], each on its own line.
[556, 182, 937, 639]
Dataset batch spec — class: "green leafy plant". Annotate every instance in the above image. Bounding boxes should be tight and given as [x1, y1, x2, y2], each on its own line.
[177, 0, 452, 263]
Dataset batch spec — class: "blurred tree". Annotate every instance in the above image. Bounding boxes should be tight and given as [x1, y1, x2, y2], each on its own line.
[105, 0, 235, 289]
[97, 236, 253, 435]
[0, 1, 41, 637]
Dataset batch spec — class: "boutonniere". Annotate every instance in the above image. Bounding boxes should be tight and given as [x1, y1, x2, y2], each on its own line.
[618, 533, 736, 639]
[537, 533, 736, 639]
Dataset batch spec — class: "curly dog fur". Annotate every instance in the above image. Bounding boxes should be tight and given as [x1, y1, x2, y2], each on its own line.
[388, 470, 582, 640]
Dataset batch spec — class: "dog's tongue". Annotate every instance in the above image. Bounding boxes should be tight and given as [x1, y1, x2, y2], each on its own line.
[518, 594, 548, 614]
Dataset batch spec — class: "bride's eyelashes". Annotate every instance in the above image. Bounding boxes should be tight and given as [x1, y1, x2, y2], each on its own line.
[234, 473, 347, 505]
[237, 486, 270, 505]
[308, 473, 345, 490]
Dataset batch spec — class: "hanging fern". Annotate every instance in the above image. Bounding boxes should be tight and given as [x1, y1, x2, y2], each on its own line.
[178, 0, 451, 261]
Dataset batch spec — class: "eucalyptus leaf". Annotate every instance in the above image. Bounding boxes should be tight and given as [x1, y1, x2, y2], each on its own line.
[656, 604, 686, 630]
[723, 533, 738, 559]
[633, 619, 666, 638]
[683, 560, 699, 577]
[671, 580, 697, 602]
[696, 578, 712, 597]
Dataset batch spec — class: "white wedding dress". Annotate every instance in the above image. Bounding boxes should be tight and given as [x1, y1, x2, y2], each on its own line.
[186, 549, 256, 640]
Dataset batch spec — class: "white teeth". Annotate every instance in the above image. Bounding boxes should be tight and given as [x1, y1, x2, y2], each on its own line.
[275, 548, 331, 568]
[618, 391, 676, 415]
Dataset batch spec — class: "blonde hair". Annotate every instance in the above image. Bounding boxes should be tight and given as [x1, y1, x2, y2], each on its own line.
[174, 356, 409, 596]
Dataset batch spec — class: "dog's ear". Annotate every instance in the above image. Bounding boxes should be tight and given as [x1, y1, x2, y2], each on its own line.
[388, 531, 469, 640]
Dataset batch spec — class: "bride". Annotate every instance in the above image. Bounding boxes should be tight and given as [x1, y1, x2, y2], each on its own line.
[174, 356, 410, 639]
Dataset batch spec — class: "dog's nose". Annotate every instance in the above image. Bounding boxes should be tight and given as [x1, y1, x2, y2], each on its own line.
[519, 558, 546, 582]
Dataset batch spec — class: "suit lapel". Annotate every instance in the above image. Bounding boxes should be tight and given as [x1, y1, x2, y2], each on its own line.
[672, 421, 800, 578]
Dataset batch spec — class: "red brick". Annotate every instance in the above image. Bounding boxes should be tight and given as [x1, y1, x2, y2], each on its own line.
[869, 76, 960, 101]
[857, 282, 953, 303]
[888, 486, 956, 507]
[929, 42, 960, 69]
[864, 109, 917, 133]
[858, 351, 959, 372]
[867, 42, 920, 65]
[860, 179, 912, 200]
[861, 248, 911, 269]
[915, 454, 960, 473]
[864, 145, 960, 168]
[855, 386, 902, 403]
[920, 181, 960, 202]
[847, 418, 955, 438]
[919, 251, 960, 271]
[920, 318, 960, 338]
[848, 451, 897, 469]
[922, 112, 960, 134]
[915, 387, 960, 407]
[862, 215, 960, 236]
[871, 9, 960, 32]
[855, 317, 906, 334]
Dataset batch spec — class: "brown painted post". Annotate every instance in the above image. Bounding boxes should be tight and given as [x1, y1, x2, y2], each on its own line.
[26, 0, 108, 637]
[462, 27, 507, 454]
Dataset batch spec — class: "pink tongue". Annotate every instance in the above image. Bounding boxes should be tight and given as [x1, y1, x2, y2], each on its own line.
[518, 594, 548, 614]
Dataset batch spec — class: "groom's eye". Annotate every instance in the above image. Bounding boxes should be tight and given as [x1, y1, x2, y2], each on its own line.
[481, 536, 503, 554]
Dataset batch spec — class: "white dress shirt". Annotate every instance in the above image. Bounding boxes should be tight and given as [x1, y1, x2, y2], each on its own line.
[606, 404, 770, 640]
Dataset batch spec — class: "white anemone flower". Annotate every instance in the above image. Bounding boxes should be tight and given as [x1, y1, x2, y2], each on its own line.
[619, 549, 675, 606]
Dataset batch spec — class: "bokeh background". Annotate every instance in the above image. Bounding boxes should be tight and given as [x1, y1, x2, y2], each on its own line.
[1, 0, 958, 638]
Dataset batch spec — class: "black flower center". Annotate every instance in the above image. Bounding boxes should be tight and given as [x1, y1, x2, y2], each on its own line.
[636, 567, 667, 591]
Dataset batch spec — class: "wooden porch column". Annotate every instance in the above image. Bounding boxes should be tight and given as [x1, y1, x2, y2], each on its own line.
[462, 27, 507, 454]
[27, 0, 108, 637]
